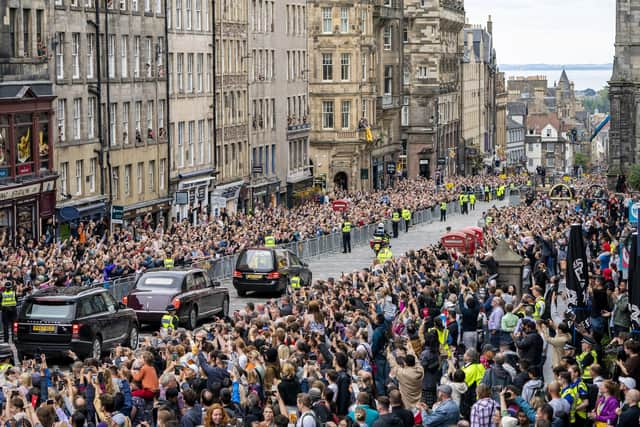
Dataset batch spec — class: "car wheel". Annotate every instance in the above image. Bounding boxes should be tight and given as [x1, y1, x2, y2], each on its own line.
[127, 325, 139, 349]
[91, 336, 102, 360]
[186, 306, 198, 330]
[222, 297, 229, 318]
[237, 289, 247, 297]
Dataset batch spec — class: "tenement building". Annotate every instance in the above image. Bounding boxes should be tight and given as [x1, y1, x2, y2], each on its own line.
[403, 0, 464, 180]
[51, 0, 170, 229]
[308, 0, 402, 192]
[0, 0, 57, 243]
[608, 0, 640, 188]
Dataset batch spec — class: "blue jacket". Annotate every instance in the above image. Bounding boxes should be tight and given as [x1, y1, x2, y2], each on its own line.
[371, 324, 387, 359]
[421, 399, 460, 427]
[198, 352, 230, 390]
[119, 379, 133, 417]
[348, 405, 379, 427]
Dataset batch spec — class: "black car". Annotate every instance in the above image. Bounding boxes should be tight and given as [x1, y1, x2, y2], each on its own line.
[232, 247, 312, 297]
[126, 268, 229, 329]
[14, 286, 139, 360]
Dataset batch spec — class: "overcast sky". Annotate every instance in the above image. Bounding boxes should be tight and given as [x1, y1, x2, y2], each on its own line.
[464, 0, 616, 65]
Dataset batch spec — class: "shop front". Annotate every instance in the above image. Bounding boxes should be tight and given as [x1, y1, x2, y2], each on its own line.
[249, 177, 280, 210]
[0, 180, 56, 245]
[173, 172, 216, 224]
[286, 172, 315, 208]
[123, 197, 172, 228]
[56, 195, 108, 241]
[210, 179, 245, 216]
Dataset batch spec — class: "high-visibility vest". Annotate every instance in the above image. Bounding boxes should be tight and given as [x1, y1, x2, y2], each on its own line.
[462, 194, 469, 203]
[561, 386, 577, 423]
[462, 362, 486, 387]
[264, 236, 276, 247]
[161, 314, 177, 329]
[1, 291, 16, 307]
[377, 247, 393, 263]
[527, 180, 532, 186]
[459, 195, 465, 206]
[571, 381, 589, 420]
[392, 212, 401, 222]
[164, 258, 174, 269]
[440, 202, 447, 211]
[533, 296, 545, 320]
[486, 215, 493, 225]
[469, 194, 476, 204]
[342, 222, 352, 233]
[576, 350, 597, 380]
[0, 363, 12, 371]
[402, 209, 411, 221]
[510, 183, 515, 190]
[290, 276, 301, 289]
[484, 186, 489, 193]
[429, 327, 450, 357]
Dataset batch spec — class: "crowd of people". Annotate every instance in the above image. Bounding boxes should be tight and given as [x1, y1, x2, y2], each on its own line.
[0, 174, 639, 427]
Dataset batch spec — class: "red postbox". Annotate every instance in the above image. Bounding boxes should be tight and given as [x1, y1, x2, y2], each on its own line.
[440, 231, 475, 255]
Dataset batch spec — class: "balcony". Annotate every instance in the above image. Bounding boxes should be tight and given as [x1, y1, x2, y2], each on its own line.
[373, 0, 402, 20]
[440, 0, 465, 12]
[287, 122, 311, 135]
[377, 95, 401, 110]
[0, 60, 49, 82]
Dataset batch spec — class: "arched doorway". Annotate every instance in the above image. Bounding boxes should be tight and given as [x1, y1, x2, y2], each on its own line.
[334, 172, 348, 190]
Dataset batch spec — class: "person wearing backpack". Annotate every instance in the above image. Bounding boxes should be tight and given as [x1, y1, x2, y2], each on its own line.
[297, 393, 320, 427]
[480, 353, 512, 401]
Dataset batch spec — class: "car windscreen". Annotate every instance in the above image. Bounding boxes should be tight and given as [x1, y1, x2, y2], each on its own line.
[22, 300, 76, 321]
[236, 250, 275, 272]
[137, 276, 181, 289]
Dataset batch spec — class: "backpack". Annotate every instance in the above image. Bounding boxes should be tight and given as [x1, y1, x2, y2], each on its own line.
[300, 410, 322, 427]
[312, 401, 337, 425]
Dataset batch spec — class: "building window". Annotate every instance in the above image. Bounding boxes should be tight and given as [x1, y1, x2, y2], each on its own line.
[383, 26, 391, 49]
[187, 53, 193, 92]
[124, 165, 131, 196]
[56, 33, 64, 79]
[384, 65, 393, 95]
[168, 54, 173, 94]
[88, 158, 96, 193]
[88, 97, 95, 138]
[417, 66, 428, 79]
[146, 38, 153, 77]
[361, 53, 367, 81]
[60, 162, 69, 195]
[188, 121, 194, 165]
[341, 100, 350, 129]
[71, 33, 80, 78]
[108, 34, 116, 78]
[112, 166, 119, 199]
[75, 160, 83, 195]
[145, 0, 151, 12]
[158, 100, 165, 134]
[403, 27, 408, 43]
[177, 53, 183, 92]
[132, 0, 138, 11]
[360, 9, 367, 34]
[185, 0, 192, 30]
[156, 0, 161, 14]
[121, 35, 128, 78]
[135, 101, 142, 137]
[159, 159, 165, 190]
[177, 122, 184, 167]
[148, 160, 155, 192]
[207, 119, 213, 163]
[401, 96, 409, 126]
[322, 7, 332, 33]
[134, 36, 140, 78]
[322, 53, 332, 81]
[196, 53, 203, 92]
[146, 101, 153, 136]
[340, 53, 350, 81]
[340, 7, 349, 33]
[122, 102, 130, 143]
[137, 162, 144, 194]
[204, 0, 209, 31]
[86, 34, 94, 78]
[197, 119, 204, 164]
[57, 99, 66, 142]
[109, 103, 117, 146]
[322, 101, 334, 129]
[73, 98, 81, 140]
[206, 54, 212, 92]
[546, 158, 554, 167]
[175, 0, 181, 29]
[195, 0, 201, 30]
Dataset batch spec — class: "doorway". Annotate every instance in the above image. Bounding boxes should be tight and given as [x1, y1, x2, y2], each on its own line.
[333, 172, 348, 190]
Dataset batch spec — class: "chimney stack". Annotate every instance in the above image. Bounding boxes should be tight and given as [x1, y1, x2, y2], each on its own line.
[487, 15, 493, 35]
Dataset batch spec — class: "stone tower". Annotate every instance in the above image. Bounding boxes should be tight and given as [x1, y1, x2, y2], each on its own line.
[608, 0, 640, 189]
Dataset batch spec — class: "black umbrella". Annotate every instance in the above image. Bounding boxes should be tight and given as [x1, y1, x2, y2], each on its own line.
[565, 224, 589, 327]
[629, 232, 640, 331]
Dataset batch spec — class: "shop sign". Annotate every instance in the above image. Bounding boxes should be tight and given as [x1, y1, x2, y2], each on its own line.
[386, 162, 396, 175]
[111, 205, 124, 224]
[17, 164, 32, 175]
[189, 190, 196, 205]
[0, 183, 41, 202]
[0, 168, 8, 178]
[197, 186, 206, 201]
[175, 191, 189, 205]
[437, 157, 446, 165]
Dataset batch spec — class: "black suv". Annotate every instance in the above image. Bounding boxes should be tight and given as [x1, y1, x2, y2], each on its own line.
[14, 286, 139, 360]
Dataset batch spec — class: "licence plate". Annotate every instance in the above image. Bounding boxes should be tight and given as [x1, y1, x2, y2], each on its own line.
[246, 274, 263, 279]
[32, 325, 56, 333]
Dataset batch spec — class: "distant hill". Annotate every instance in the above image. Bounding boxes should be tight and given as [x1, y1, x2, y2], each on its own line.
[500, 64, 612, 71]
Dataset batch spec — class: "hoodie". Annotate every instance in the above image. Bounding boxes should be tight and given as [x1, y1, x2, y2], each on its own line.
[521, 379, 544, 404]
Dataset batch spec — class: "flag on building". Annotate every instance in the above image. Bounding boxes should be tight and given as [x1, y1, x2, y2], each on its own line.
[365, 127, 373, 142]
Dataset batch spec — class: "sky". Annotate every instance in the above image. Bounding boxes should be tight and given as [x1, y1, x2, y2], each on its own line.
[464, 0, 616, 65]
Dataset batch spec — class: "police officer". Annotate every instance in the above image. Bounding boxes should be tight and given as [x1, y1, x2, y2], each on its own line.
[289, 275, 302, 293]
[576, 337, 597, 384]
[164, 253, 174, 269]
[440, 200, 447, 222]
[401, 207, 411, 232]
[264, 233, 276, 248]
[532, 286, 545, 320]
[1, 282, 16, 343]
[462, 193, 469, 214]
[161, 305, 180, 332]
[341, 218, 352, 253]
[484, 185, 490, 202]
[469, 192, 476, 210]
[391, 209, 401, 238]
[377, 246, 393, 263]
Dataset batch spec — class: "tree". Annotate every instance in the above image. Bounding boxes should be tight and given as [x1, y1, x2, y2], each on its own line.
[629, 164, 640, 191]
[574, 152, 589, 169]
[582, 87, 610, 114]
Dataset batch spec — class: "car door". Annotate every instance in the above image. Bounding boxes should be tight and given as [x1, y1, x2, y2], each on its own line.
[100, 292, 129, 345]
[287, 252, 303, 279]
[192, 271, 214, 317]
[289, 252, 311, 284]
[86, 294, 112, 343]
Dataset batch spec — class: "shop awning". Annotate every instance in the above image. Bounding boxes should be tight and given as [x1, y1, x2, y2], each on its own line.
[286, 172, 313, 184]
[123, 196, 173, 213]
[177, 167, 216, 180]
[212, 180, 245, 200]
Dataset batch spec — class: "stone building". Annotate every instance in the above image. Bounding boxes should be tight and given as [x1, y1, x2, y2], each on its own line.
[51, 0, 169, 227]
[248, 0, 312, 209]
[308, 0, 402, 192]
[496, 70, 507, 169]
[608, 0, 640, 188]
[461, 20, 496, 175]
[525, 112, 568, 176]
[0, 0, 58, 243]
[507, 75, 547, 102]
[403, 0, 464, 180]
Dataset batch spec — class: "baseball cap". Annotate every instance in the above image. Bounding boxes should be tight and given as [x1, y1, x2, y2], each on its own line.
[437, 384, 452, 396]
[619, 376, 636, 390]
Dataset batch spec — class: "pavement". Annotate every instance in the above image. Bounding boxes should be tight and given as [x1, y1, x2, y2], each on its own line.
[225, 199, 507, 313]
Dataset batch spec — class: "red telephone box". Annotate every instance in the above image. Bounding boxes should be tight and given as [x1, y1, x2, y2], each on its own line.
[332, 200, 349, 212]
[440, 231, 475, 255]
[462, 226, 483, 248]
